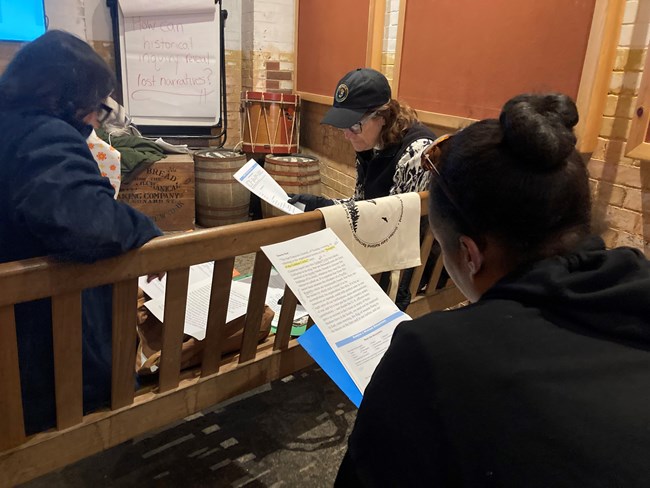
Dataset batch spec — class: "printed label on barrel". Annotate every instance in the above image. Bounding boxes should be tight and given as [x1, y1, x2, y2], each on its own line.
[268, 156, 315, 163]
[195, 150, 241, 159]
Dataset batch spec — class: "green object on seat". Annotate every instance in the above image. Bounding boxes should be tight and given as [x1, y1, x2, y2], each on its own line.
[96, 128, 166, 183]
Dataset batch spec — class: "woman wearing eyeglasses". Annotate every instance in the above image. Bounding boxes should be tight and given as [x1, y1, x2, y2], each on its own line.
[0, 30, 162, 434]
[289, 68, 436, 310]
[288, 67, 435, 210]
[336, 93, 650, 486]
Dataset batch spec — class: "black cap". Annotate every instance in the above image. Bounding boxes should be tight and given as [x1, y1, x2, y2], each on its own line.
[321, 68, 391, 128]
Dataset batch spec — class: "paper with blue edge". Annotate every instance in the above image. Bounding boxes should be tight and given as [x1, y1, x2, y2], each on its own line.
[260, 228, 412, 406]
[298, 325, 363, 407]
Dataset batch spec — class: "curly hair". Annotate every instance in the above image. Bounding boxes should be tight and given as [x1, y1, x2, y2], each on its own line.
[374, 99, 420, 147]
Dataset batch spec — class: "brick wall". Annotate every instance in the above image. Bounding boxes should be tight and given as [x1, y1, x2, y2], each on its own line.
[587, 0, 650, 255]
[265, 60, 294, 95]
[224, 48, 243, 148]
[237, 0, 295, 151]
[382, 0, 400, 87]
[223, 0, 243, 148]
[300, 102, 357, 200]
[241, 0, 294, 93]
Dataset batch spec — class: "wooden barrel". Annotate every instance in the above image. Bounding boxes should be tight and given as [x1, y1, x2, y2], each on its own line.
[194, 150, 250, 227]
[262, 154, 321, 218]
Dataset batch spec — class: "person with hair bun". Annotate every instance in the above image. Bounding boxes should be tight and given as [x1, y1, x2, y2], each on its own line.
[0, 30, 162, 434]
[336, 93, 650, 486]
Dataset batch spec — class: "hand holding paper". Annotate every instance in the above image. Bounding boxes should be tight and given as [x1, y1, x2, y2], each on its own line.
[287, 193, 334, 211]
[233, 159, 305, 214]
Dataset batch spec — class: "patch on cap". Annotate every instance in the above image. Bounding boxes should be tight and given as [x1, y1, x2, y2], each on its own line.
[335, 83, 349, 103]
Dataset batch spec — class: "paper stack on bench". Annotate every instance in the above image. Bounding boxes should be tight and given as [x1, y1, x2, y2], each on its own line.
[139, 262, 307, 341]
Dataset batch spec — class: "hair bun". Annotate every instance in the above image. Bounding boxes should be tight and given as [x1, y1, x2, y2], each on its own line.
[499, 93, 578, 170]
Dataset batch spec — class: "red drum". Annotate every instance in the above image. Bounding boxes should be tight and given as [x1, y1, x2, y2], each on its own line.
[241, 91, 299, 154]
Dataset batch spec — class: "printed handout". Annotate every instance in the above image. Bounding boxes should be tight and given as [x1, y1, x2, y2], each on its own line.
[233, 159, 305, 215]
[238, 269, 309, 328]
[138, 261, 214, 301]
[261, 228, 411, 395]
[143, 279, 250, 341]
[139, 263, 308, 340]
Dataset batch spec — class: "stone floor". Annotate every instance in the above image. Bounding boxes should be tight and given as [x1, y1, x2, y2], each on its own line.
[235, 253, 256, 276]
[22, 365, 356, 488]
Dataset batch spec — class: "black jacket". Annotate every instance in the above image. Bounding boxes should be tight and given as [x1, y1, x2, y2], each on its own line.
[337, 236, 650, 487]
[0, 108, 162, 434]
[355, 122, 434, 200]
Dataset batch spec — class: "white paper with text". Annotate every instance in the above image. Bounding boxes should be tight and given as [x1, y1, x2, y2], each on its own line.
[233, 159, 305, 215]
[261, 228, 411, 392]
[238, 269, 309, 326]
[138, 261, 214, 301]
[144, 279, 250, 341]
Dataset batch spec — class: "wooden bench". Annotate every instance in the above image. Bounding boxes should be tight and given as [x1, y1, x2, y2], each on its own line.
[0, 192, 464, 486]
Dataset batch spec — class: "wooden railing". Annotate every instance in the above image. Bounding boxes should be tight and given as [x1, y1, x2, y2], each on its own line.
[0, 192, 464, 486]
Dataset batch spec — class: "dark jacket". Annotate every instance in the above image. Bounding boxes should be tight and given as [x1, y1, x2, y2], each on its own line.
[0, 108, 162, 434]
[355, 122, 434, 200]
[337, 236, 650, 487]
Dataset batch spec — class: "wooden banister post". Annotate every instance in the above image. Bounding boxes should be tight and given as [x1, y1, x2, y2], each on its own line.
[0, 305, 26, 450]
[51, 292, 83, 429]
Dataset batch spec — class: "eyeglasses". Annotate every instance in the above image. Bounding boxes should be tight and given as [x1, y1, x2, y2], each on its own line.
[421, 134, 477, 234]
[421, 134, 452, 172]
[347, 110, 378, 135]
[96, 102, 113, 125]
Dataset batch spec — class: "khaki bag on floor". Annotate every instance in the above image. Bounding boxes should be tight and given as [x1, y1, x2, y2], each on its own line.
[135, 289, 274, 375]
